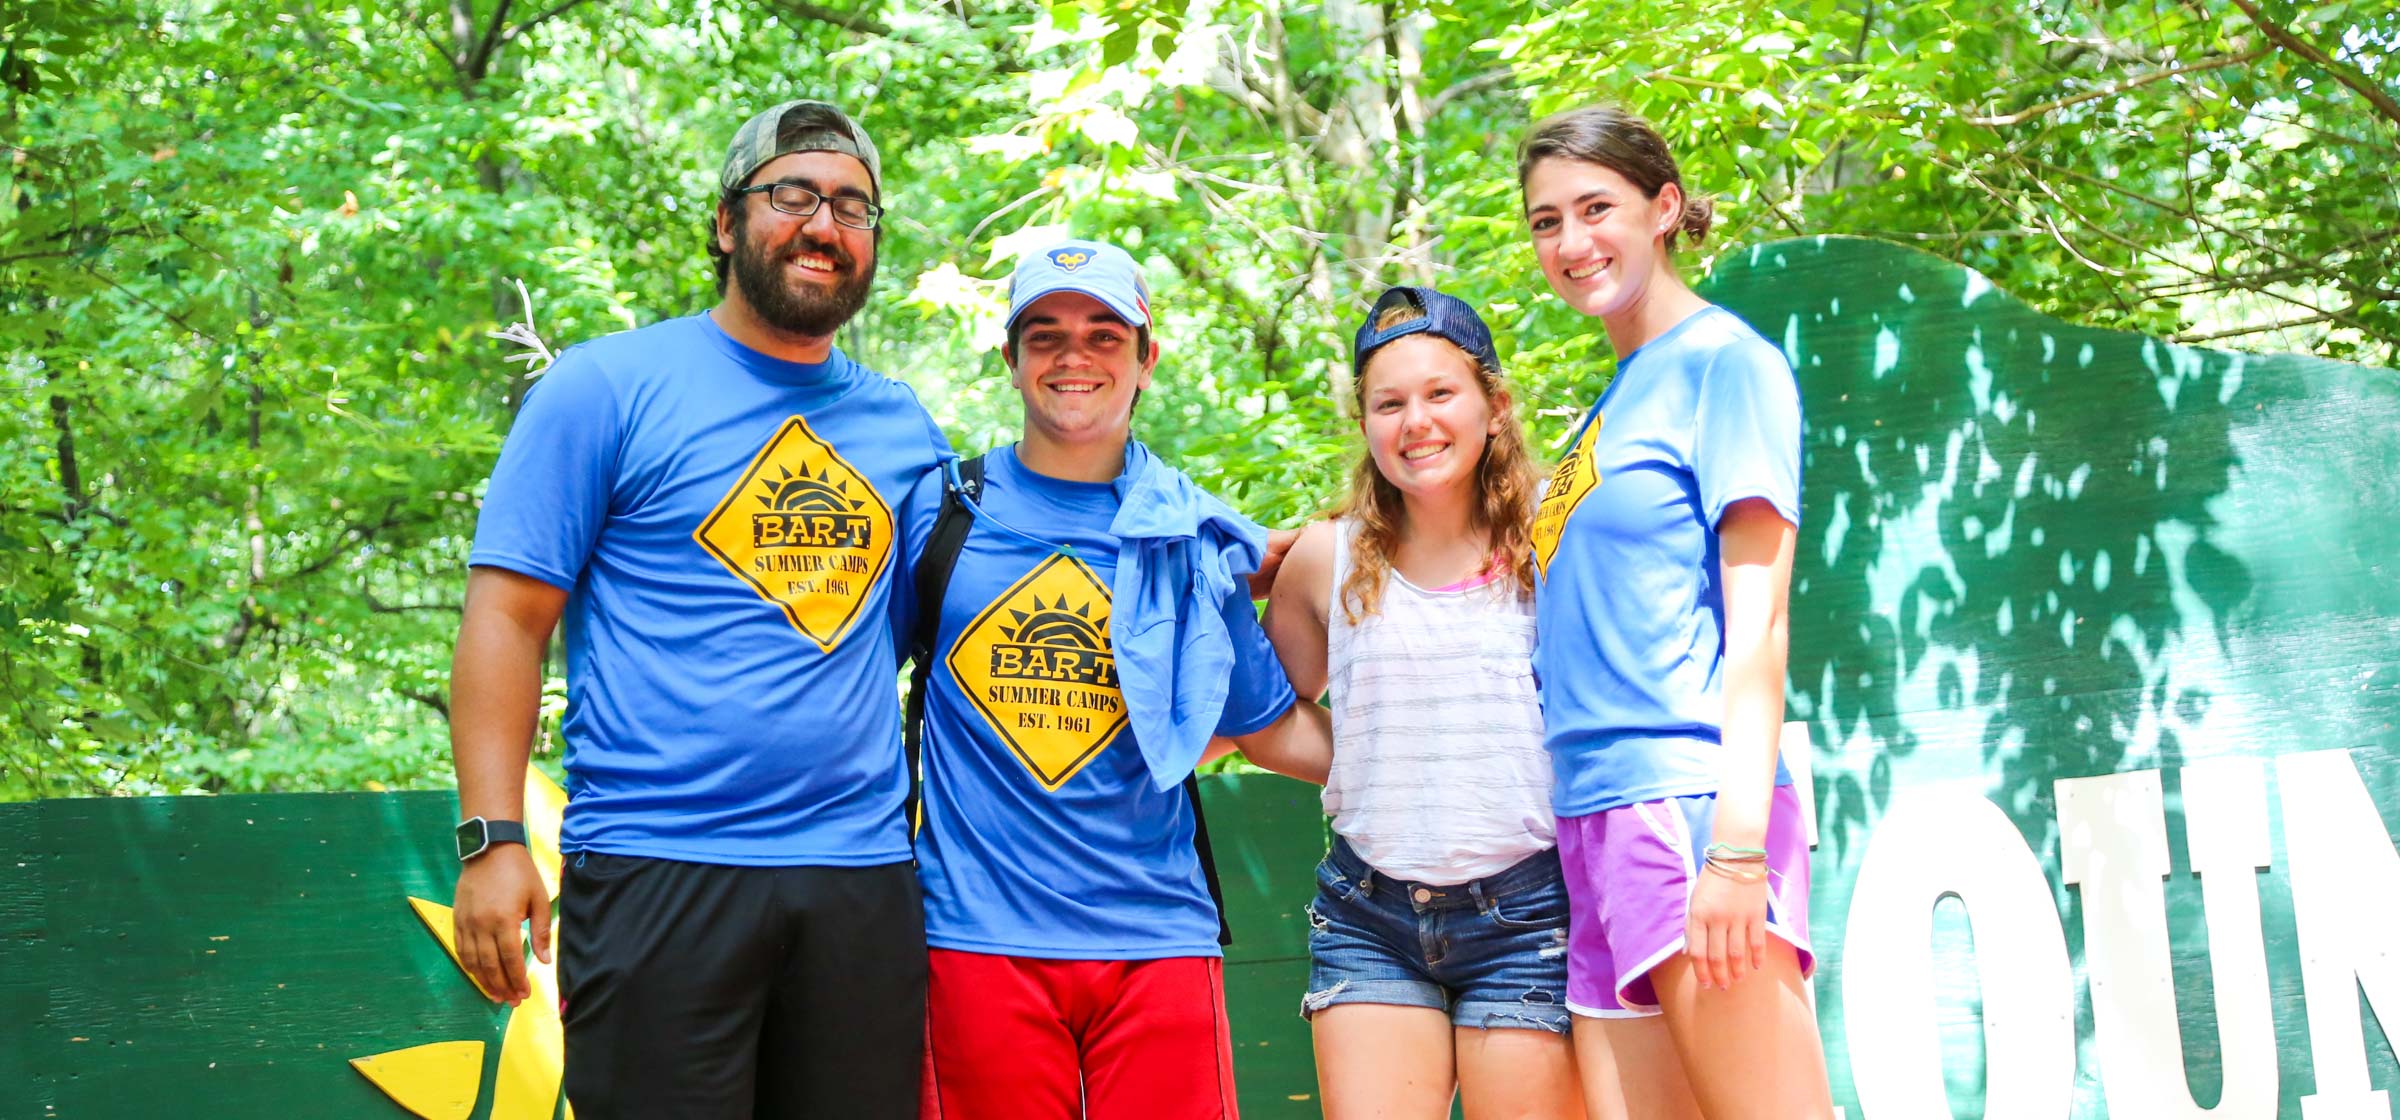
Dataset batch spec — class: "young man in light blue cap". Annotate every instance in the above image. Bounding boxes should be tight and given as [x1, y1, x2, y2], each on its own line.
[897, 238, 1320, 1117]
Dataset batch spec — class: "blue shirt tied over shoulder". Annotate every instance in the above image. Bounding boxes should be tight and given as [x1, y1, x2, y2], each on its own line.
[920, 439, 1275, 790]
[1107, 440, 1276, 790]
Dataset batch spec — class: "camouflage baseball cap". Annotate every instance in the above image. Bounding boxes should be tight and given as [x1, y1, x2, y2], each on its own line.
[719, 100, 882, 200]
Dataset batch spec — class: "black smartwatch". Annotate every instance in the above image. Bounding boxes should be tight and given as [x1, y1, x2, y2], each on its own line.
[455, 817, 530, 862]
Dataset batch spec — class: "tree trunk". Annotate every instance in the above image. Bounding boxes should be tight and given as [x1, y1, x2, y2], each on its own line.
[1260, 0, 1348, 403]
[1387, 6, 1432, 285]
[48, 385, 82, 521]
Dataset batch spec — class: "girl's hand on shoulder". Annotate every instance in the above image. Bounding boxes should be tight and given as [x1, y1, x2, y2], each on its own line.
[1261, 519, 1337, 702]
[1248, 527, 1300, 600]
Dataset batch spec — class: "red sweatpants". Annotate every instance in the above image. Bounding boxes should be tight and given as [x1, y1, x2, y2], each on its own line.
[920, 948, 1239, 1120]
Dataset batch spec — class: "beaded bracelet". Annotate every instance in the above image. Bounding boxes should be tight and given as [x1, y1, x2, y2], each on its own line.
[1703, 858, 1766, 883]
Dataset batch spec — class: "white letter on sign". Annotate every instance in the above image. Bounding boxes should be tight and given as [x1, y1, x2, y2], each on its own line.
[2056, 761, 2276, 1117]
[1842, 789, 2075, 1119]
[2277, 748, 2400, 1120]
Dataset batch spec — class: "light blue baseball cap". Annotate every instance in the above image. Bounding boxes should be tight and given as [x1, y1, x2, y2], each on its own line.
[1005, 240, 1152, 331]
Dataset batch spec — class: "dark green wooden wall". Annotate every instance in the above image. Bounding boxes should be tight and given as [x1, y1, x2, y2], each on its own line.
[0, 777, 1336, 1117]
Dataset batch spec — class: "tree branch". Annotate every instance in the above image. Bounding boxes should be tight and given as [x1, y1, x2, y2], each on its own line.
[1424, 68, 1512, 119]
[276, 502, 419, 585]
[1645, 71, 1745, 95]
[767, 0, 892, 37]
[1933, 155, 2142, 318]
[396, 687, 451, 720]
[2019, 153, 2400, 311]
[2223, 0, 2400, 132]
[2019, 154, 2313, 267]
[1962, 47, 2267, 127]
[418, 15, 461, 76]
[2174, 311, 2340, 344]
[2031, 207, 2134, 277]
[2038, 31, 2167, 67]
[221, 601, 267, 657]
[216, 502, 429, 656]
[89, 270, 228, 345]
[365, 594, 465, 615]
[467, 0, 516, 79]
[2145, 250, 2400, 302]
[500, 0, 592, 43]
[2010, 155, 2382, 336]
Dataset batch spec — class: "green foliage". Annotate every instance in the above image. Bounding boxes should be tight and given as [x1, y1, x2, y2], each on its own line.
[1498, 0, 2400, 361]
[1, 0, 2389, 796]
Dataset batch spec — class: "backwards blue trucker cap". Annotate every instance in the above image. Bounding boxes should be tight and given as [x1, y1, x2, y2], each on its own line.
[1352, 286, 1500, 380]
[1006, 240, 1151, 331]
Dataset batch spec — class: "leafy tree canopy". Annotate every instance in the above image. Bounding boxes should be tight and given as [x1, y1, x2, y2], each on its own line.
[2, 0, 2391, 796]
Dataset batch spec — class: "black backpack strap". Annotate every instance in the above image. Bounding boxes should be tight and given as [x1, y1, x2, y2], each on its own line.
[903, 454, 985, 839]
[1185, 771, 1233, 947]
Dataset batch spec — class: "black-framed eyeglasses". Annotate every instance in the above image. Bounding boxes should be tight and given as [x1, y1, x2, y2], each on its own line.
[734, 183, 884, 230]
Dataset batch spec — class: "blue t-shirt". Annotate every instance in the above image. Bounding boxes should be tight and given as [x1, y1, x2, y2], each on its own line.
[468, 313, 951, 865]
[897, 445, 1296, 959]
[1529, 305, 1801, 817]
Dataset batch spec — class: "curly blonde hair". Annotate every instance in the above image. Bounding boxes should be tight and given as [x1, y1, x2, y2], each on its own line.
[1336, 303, 1539, 624]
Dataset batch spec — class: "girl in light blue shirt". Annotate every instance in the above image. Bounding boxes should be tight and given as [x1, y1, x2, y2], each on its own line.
[1519, 105, 1834, 1120]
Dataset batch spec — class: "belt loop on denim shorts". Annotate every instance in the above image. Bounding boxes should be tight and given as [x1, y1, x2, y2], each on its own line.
[1330, 834, 1377, 897]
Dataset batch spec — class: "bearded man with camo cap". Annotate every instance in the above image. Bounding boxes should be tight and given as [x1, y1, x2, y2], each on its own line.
[448, 98, 950, 1117]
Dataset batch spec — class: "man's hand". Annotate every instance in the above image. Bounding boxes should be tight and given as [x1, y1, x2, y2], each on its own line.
[453, 845, 552, 1006]
[1248, 527, 1299, 600]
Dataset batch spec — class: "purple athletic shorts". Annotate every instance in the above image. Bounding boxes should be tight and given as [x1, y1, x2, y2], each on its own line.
[1555, 784, 1814, 1017]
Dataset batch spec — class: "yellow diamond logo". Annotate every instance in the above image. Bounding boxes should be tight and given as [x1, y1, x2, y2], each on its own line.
[1531, 413, 1601, 577]
[694, 416, 894, 651]
[946, 553, 1129, 790]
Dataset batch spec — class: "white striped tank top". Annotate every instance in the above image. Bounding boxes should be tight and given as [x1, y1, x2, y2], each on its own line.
[1324, 518, 1555, 885]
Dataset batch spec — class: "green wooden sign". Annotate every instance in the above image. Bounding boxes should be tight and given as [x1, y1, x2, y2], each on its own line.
[4, 236, 2395, 1117]
[1710, 236, 2400, 1118]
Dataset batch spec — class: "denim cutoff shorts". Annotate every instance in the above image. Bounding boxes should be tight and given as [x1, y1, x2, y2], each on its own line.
[1301, 836, 1573, 1033]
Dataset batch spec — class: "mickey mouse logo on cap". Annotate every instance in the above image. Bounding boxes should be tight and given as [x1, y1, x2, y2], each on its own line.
[1048, 248, 1092, 273]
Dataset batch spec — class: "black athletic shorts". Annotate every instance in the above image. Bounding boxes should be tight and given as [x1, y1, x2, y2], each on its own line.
[558, 852, 927, 1119]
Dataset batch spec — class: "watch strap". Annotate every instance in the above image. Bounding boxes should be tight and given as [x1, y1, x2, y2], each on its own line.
[456, 816, 531, 862]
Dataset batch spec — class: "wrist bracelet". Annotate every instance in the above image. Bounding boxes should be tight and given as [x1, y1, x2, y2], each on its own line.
[1704, 842, 1768, 861]
[1704, 858, 1766, 883]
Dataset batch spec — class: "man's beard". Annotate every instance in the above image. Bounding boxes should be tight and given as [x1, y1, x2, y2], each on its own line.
[730, 220, 876, 339]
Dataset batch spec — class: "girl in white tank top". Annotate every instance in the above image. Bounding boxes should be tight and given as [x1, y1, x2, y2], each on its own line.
[1240, 286, 1588, 1118]
[1321, 520, 1551, 882]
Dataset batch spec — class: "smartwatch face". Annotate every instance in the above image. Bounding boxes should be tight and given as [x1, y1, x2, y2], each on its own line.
[455, 818, 486, 862]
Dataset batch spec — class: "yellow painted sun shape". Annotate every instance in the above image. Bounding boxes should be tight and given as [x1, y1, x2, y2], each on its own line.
[349, 767, 574, 1120]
